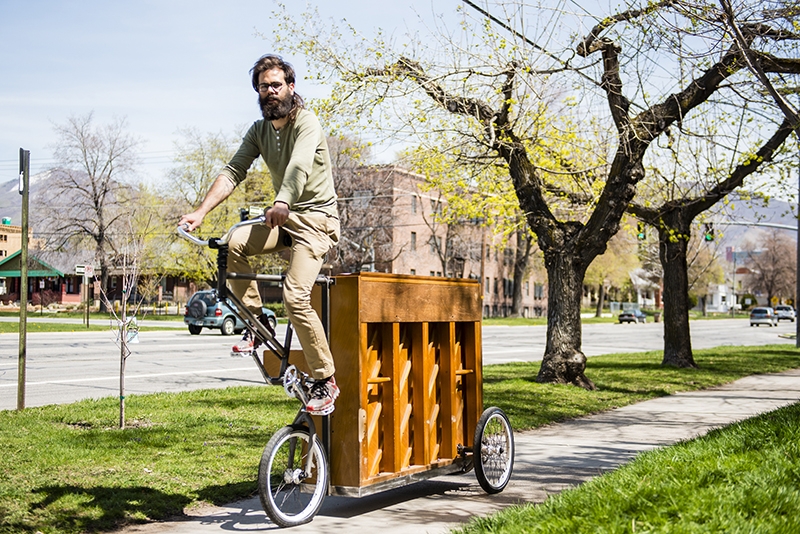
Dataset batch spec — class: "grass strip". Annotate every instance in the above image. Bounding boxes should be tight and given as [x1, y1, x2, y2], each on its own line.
[0, 344, 798, 533]
[457, 401, 800, 533]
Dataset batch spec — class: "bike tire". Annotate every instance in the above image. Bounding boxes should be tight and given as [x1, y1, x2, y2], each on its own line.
[258, 425, 329, 527]
[473, 406, 514, 494]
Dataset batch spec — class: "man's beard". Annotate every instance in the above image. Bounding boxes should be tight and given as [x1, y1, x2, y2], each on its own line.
[259, 93, 294, 121]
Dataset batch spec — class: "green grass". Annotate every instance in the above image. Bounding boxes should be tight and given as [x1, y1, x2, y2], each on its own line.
[457, 401, 800, 534]
[1, 345, 798, 533]
[0, 387, 296, 534]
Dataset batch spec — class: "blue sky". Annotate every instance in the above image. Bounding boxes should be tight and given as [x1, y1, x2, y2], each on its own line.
[0, 0, 468, 182]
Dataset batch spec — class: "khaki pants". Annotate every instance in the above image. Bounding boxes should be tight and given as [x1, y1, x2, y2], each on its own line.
[227, 211, 340, 380]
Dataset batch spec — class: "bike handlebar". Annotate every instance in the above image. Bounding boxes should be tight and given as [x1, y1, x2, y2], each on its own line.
[177, 215, 267, 247]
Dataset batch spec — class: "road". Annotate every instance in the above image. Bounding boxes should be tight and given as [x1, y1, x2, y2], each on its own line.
[0, 318, 795, 410]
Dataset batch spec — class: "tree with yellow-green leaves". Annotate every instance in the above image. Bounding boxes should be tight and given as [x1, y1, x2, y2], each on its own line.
[629, 103, 795, 368]
[268, 0, 800, 388]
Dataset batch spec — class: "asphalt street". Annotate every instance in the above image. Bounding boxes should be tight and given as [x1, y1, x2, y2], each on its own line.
[0, 317, 795, 410]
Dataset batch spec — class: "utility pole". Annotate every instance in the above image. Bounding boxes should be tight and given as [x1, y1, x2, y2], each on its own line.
[796, 103, 799, 347]
[17, 148, 30, 411]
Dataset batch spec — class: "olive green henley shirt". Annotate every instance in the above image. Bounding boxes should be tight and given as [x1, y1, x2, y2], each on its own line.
[220, 109, 337, 216]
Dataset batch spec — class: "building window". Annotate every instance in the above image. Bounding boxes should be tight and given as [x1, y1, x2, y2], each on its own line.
[430, 271, 436, 277]
[412, 195, 417, 214]
[525, 281, 530, 296]
[493, 278, 498, 294]
[410, 269, 416, 275]
[485, 277, 490, 294]
[410, 232, 416, 251]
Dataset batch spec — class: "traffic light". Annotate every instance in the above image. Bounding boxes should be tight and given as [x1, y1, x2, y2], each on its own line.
[703, 223, 714, 242]
[636, 221, 646, 240]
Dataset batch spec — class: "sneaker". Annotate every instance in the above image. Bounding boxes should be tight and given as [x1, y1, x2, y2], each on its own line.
[230, 330, 255, 357]
[306, 377, 340, 415]
[230, 314, 273, 357]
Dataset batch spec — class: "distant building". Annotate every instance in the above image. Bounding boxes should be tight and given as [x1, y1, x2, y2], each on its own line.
[0, 219, 22, 260]
[0, 250, 84, 305]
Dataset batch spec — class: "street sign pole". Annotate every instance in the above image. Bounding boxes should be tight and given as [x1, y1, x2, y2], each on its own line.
[17, 148, 30, 411]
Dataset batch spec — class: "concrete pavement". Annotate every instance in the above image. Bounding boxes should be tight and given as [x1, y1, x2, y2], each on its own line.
[118, 368, 800, 534]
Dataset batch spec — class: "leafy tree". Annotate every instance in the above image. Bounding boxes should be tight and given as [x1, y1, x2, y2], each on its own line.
[270, 1, 800, 388]
[629, 110, 794, 367]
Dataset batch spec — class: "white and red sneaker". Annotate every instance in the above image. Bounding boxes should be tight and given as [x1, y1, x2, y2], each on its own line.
[230, 330, 255, 357]
[306, 377, 340, 415]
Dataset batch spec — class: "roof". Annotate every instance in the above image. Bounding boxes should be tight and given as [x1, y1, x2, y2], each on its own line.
[0, 250, 65, 277]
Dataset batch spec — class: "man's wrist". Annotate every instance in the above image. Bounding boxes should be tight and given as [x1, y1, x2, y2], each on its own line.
[273, 201, 289, 209]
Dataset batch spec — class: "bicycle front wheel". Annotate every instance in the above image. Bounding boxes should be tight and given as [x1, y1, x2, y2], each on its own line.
[258, 425, 329, 527]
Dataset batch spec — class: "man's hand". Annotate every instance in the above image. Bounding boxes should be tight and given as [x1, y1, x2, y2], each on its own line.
[264, 202, 290, 228]
[178, 211, 205, 232]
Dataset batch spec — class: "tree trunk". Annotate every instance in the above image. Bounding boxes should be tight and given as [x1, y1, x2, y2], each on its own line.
[536, 250, 596, 389]
[595, 283, 605, 318]
[510, 229, 532, 317]
[658, 215, 697, 368]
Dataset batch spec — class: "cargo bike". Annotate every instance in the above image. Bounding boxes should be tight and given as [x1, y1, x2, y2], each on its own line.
[179, 217, 515, 527]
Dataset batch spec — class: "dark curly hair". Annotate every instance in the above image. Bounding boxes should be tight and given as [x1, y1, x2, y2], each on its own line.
[251, 54, 305, 122]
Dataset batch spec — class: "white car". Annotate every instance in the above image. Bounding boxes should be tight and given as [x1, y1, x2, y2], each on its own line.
[750, 307, 777, 327]
[774, 305, 796, 322]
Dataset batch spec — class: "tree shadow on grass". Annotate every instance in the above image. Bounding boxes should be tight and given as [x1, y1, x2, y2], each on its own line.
[20, 484, 193, 534]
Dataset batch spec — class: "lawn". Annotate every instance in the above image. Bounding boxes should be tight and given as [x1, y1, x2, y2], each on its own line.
[0, 344, 798, 533]
[457, 401, 800, 533]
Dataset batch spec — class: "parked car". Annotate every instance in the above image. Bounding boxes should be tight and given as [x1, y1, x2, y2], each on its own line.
[184, 290, 277, 335]
[774, 305, 796, 322]
[749, 307, 777, 327]
[618, 309, 647, 324]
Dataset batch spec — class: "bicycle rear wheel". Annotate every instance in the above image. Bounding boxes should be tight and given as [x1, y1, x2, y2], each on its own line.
[474, 406, 514, 494]
[258, 425, 329, 527]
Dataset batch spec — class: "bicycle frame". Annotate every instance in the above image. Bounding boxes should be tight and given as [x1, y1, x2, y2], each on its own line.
[178, 217, 334, 473]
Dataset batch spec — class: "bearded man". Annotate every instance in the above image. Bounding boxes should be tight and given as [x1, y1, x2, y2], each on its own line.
[179, 54, 340, 415]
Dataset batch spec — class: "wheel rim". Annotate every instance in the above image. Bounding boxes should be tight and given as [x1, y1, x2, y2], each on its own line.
[261, 429, 327, 526]
[221, 318, 234, 335]
[479, 413, 513, 489]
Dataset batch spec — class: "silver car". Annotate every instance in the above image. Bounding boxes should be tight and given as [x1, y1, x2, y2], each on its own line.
[774, 305, 796, 322]
[749, 307, 777, 327]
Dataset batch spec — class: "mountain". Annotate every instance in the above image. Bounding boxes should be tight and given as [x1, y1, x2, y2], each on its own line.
[0, 170, 55, 225]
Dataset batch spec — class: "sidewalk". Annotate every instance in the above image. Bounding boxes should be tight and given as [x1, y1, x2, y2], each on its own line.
[120, 368, 800, 534]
